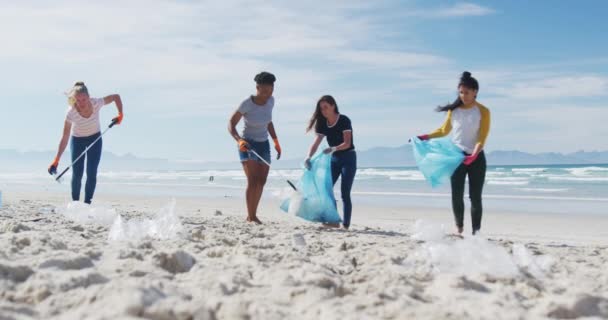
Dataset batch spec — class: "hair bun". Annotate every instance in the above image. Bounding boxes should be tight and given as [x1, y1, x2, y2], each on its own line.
[74, 81, 85, 86]
[461, 71, 472, 79]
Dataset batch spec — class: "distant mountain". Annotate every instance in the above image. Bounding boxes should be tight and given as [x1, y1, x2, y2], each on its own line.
[1, 147, 607, 172]
[0, 149, 171, 172]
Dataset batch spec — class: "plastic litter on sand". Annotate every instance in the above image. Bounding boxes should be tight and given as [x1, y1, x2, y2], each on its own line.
[58, 201, 118, 226]
[108, 199, 183, 241]
[409, 220, 554, 279]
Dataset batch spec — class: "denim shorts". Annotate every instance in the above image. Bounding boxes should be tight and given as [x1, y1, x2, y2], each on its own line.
[238, 139, 271, 164]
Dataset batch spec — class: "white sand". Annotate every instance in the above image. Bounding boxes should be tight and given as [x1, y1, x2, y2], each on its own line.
[1, 191, 607, 319]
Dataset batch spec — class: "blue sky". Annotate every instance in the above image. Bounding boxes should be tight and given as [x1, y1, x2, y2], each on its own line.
[1, 1, 607, 162]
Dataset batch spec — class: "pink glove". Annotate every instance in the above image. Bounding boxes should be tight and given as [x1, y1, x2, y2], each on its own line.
[463, 153, 478, 165]
[417, 134, 430, 141]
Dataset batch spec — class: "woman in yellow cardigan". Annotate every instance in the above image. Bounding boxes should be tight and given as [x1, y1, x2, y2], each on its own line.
[418, 72, 490, 235]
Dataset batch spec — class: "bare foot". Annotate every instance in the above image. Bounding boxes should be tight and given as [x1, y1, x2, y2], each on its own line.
[252, 217, 263, 225]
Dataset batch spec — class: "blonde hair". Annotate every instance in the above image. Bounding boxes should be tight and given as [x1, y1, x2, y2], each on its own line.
[66, 81, 89, 107]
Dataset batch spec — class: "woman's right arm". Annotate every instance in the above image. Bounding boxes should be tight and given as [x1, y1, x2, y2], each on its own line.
[424, 110, 453, 139]
[49, 121, 71, 174]
[56, 121, 71, 159]
[306, 134, 324, 159]
[228, 111, 251, 152]
[304, 134, 324, 169]
[228, 111, 243, 142]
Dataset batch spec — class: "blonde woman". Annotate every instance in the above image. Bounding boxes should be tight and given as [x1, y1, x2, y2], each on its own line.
[48, 82, 124, 204]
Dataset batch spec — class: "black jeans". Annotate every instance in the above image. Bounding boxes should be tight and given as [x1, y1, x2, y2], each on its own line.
[450, 151, 486, 233]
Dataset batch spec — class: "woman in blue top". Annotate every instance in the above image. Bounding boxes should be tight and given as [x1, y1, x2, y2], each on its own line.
[228, 72, 282, 224]
[304, 95, 356, 229]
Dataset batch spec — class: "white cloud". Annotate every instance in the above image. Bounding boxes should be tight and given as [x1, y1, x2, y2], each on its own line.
[336, 50, 448, 69]
[493, 76, 608, 99]
[395, 68, 608, 102]
[0, 0, 462, 121]
[0, 1, 379, 96]
[405, 3, 495, 18]
[490, 103, 608, 152]
[433, 3, 495, 17]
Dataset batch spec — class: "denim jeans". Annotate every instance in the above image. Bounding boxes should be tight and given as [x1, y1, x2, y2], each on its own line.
[71, 132, 102, 204]
[330, 150, 357, 228]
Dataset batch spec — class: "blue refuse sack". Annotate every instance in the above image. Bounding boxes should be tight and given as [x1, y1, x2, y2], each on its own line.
[411, 137, 465, 187]
[280, 152, 342, 223]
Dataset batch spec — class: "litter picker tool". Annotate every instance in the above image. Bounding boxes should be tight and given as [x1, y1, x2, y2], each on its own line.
[248, 148, 298, 191]
[54, 118, 118, 182]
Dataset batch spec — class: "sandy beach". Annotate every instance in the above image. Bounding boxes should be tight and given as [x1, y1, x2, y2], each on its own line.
[1, 190, 607, 320]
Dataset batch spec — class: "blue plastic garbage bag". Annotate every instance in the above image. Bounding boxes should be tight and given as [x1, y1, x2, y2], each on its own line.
[411, 137, 465, 187]
[280, 152, 342, 223]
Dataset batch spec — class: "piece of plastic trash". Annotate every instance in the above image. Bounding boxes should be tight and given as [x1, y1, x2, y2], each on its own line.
[292, 233, 306, 247]
[511, 243, 554, 279]
[58, 201, 118, 226]
[108, 198, 183, 241]
[427, 236, 519, 277]
[408, 220, 555, 279]
[38, 205, 55, 214]
[411, 219, 447, 242]
[411, 137, 465, 187]
[280, 152, 341, 223]
[409, 220, 519, 278]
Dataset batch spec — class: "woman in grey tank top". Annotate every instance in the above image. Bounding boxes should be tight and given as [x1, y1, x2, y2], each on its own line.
[228, 72, 282, 224]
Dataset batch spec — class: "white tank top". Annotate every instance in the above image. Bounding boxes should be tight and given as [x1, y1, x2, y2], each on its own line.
[450, 105, 481, 154]
[65, 98, 105, 137]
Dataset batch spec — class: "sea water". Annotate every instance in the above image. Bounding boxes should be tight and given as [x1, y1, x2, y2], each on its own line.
[2, 164, 607, 215]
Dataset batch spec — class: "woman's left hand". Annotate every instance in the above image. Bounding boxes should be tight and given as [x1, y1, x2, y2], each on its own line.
[323, 147, 336, 154]
[273, 138, 282, 160]
[112, 113, 124, 125]
[463, 153, 478, 165]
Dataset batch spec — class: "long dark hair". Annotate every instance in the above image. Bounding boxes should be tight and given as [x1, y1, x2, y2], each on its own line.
[436, 71, 479, 112]
[306, 95, 339, 132]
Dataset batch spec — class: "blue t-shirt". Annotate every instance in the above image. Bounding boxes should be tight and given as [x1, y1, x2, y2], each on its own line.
[315, 114, 355, 154]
